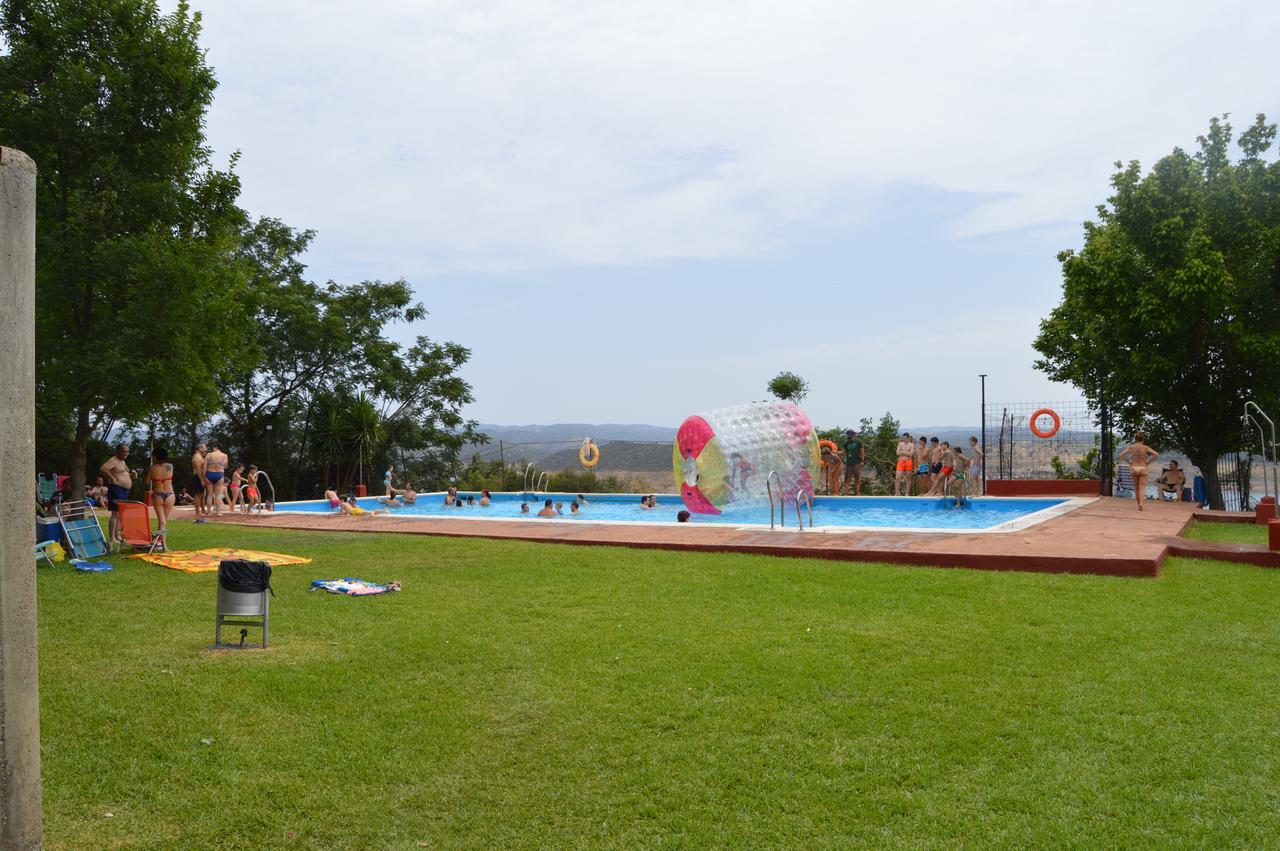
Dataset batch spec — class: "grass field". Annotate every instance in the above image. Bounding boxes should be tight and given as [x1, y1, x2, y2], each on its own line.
[37, 521, 1280, 848]
[1182, 519, 1268, 545]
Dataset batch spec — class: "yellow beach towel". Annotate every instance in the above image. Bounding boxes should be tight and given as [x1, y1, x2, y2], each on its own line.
[131, 547, 311, 574]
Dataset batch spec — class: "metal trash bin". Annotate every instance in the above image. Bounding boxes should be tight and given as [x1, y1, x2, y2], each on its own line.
[215, 559, 273, 648]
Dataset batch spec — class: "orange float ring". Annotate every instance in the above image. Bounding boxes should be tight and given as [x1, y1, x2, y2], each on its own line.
[818, 439, 840, 459]
[1029, 408, 1060, 439]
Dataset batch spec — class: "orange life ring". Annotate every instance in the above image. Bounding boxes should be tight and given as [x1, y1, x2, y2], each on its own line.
[1030, 408, 1060, 439]
[818, 439, 840, 458]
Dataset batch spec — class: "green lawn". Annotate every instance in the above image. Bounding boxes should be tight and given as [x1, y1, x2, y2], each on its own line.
[38, 522, 1280, 848]
[1182, 519, 1268, 545]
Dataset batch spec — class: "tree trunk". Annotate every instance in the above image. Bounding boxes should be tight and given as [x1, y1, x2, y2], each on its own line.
[1188, 450, 1223, 511]
[70, 405, 91, 500]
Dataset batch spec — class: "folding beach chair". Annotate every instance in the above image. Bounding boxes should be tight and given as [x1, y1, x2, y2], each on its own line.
[55, 500, 110, 561]
[115, 500, 165, 554]
[37, 473, 58, 507]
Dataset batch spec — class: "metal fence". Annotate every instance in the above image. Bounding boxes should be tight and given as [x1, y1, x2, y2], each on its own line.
[984, 401, 1105, 481]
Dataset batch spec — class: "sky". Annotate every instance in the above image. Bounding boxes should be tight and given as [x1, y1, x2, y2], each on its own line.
[186, 0, 1280, 428]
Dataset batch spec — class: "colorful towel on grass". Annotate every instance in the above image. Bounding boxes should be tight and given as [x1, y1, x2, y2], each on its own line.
[72, 560, 112, 572]
[131, 548, 312, 574]
[310, 578, 398, 596]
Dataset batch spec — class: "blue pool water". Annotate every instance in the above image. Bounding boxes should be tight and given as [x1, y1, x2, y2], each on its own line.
[282, 492, 1072, 531]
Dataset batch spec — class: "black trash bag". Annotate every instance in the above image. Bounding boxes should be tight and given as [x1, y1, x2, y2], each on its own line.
[218, 559, 274, 596]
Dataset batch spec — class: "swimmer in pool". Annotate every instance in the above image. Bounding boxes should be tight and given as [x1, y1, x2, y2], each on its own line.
[570, 500, 581, 515]
[537, 499, 557, 518]
[325, 489, 341, 510]
[1119, 431, 1160, 511]
[521, 502, 530, 514]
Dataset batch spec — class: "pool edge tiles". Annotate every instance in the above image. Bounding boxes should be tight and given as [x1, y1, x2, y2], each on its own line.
[268, 492, 1092, 535]
[202, 496, 1199, 578]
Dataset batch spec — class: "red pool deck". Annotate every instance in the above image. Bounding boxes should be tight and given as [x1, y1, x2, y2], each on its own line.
[192, 497, 1226, 578]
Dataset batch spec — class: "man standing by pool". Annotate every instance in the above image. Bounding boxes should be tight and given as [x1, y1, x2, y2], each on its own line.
[98, 443, 132, 542]
[840, 429, 865, 495]
[190, 443, 207, 519]
[894, 432, 914, 496]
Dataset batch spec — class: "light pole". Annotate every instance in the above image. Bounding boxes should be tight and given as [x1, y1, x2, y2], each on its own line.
[979, 374, 987, 496]
[265, 424, 272, 470]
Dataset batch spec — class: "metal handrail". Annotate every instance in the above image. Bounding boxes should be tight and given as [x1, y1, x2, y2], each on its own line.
[795, 489, 813, 530]
[1244, 401, 1279, 507]
[765, 471, 782, 529]
[536, 471, 550, 495]
[255, 470, 276, 510]
[523, 463, 536, 493]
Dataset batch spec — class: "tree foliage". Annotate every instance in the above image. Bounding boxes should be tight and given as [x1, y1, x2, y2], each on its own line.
[767, 371, 810, 403]
[0, 0, 249, 492]
[1034, 114, 1280, 508]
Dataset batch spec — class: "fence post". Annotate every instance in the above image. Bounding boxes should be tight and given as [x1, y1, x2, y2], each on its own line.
[0, 145, 42, 849]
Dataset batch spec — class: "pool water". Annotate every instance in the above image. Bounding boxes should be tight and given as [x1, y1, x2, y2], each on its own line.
[281, 492, 1074, 531]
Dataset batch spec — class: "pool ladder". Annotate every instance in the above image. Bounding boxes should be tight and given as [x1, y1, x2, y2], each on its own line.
[522, 463, 550, 500]
[765, 473, 813, 531]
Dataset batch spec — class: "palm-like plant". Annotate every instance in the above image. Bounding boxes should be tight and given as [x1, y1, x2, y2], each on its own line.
[343, 392, 385, 487]
[313, 403, 345, 488]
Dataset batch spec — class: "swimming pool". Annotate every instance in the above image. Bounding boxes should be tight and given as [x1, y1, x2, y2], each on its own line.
[278, 492, 1085, 533]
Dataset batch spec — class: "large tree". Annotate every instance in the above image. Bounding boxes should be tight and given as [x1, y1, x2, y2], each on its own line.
[0, 0, 250, 494]
[1034, 114, 1280, 509]
[214, 218, 483, 498]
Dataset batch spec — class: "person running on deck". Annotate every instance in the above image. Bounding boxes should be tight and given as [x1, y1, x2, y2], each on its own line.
[204, 443, 228, 515]
[99, 443, 132, 542]
[537, 499, 557, 518]
[144, 447, 175, 539]
[967, 437, 984, 496]
[1119, 432, 1160, 511]
[894, 433, 915, 496]
[841, 429, 865, 495]
[190, 443, 207, 519]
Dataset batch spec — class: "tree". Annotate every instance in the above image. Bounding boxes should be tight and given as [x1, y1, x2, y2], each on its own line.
[767, 371, 809, 403]
[0, 0, 250, 494]
[1034, 114, 1280, 509]
[214, 218, 483, 497]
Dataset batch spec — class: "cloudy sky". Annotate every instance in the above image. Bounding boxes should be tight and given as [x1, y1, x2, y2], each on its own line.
[189, 0, 1280, 428]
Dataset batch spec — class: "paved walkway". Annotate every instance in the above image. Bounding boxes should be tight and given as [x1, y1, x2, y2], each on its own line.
[194, 497, 1205, 578]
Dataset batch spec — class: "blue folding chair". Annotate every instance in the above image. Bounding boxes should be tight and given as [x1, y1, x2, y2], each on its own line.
[55, 500, 110, 561]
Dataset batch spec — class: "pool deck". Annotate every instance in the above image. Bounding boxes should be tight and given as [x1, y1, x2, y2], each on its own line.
[189, 496, 1228, 578]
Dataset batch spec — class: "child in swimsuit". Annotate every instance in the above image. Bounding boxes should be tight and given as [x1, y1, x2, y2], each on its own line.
[967, 437, 983, 496]
[229, 465, 245, 511]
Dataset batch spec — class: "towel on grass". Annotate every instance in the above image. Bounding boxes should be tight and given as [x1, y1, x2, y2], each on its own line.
[72, 561, 112, 572]
[310, 578, 400, 596]
[131, 548, 311, 574]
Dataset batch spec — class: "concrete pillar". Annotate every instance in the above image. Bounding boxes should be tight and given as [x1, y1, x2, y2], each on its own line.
[0, 146, 43, 849]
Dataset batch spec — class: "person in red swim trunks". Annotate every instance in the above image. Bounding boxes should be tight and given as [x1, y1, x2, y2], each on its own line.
[894, 433, 914, 496]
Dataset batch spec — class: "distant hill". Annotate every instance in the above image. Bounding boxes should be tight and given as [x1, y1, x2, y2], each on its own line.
[465, 423, 676, 464]
[538, 440, 673, 473]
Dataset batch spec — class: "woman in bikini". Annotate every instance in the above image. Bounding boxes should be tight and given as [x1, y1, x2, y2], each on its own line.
[1119, 431, 1160, 511]
[144, 447, 175, 540]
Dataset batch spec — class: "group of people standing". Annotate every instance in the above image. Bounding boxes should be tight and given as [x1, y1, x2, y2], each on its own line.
[892, 434, 984, 498]
[187, 442, 265, 521]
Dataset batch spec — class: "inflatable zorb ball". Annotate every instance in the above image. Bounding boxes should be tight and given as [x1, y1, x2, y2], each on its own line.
[673, 401, 821, 515]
